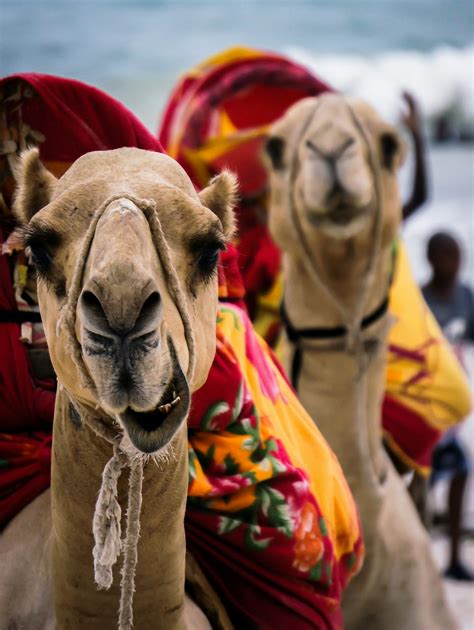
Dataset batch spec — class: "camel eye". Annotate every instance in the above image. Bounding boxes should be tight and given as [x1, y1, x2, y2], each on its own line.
[23, 224, 61, 278]
[190, 230, 225, 289]
[197, 248, 220, 278]
[28, 243, 53, 274]
[265, 136, 286, 170]
[380, 132, 399, 170]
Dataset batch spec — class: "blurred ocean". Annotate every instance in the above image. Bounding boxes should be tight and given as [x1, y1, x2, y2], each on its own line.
[1, 0, 473, 281]
[1, 4, 473, 623]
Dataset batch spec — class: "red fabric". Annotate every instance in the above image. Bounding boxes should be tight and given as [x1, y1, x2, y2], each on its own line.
[0, 73, 163, 528]
[186, 520, 335, 629]
[237, 223, 282, 317]
[0, 433, 52, 529]
[0, 226, 56, 433]
[3, 73, 162, 163]
[217, 243, 246, 307]
[159, 53, 331, 195]
[382, 395, 442, 469]
[186, 305, 362, 629]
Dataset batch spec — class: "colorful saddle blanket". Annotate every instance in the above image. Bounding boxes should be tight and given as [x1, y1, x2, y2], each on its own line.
[187, 304, 362, 628]
[0, 73, 363, 629]
[0, 72, 165, 527]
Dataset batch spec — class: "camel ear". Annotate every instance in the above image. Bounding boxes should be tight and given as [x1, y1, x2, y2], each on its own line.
[12, 148, 57, 224]
[264, 135, 286, 170]
[198, 170, 238, 239]
[380, 129, 406, 171]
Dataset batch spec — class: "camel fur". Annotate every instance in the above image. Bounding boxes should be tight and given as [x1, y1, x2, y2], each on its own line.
[0, 147, 237, 629]
[264, 93, 457, 630]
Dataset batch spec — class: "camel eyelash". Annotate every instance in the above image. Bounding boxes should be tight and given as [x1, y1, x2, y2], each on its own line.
[197, 248, 221, 276]
[190, 231, 225, 275]
[188, 235, 225, 296]
[23, 224, 61, 277]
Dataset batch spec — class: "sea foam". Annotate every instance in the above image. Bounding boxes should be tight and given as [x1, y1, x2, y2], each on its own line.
[286, 45, 474, 136]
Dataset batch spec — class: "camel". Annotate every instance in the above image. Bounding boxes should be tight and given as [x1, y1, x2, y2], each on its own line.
[0, 146, 238, 629]
[264, 93, 457, 630]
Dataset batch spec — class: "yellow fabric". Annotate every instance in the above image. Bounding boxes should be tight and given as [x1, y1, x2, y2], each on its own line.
[385, 242, 471, 430]
[189, 46, 265, 78]
[183, 124, 270, 167]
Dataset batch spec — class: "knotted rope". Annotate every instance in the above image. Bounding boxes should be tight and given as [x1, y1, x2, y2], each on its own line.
[60, 193, 196, 629]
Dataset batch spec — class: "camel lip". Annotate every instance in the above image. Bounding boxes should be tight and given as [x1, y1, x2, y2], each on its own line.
[118, 341, 190, 454]
[306, 200, 373, 226]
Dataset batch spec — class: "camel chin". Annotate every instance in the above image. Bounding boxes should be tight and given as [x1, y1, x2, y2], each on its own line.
[305, 202, 374, 239]
[117, 354, 191, 455]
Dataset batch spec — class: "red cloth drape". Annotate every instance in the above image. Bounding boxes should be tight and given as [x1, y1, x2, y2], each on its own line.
[0, 73, 164, 529]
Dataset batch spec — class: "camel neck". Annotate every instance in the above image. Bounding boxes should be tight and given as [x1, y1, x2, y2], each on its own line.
[282, 251, 391, 502]
[294, 335, 388, 498]
[282, 243, 392, 330]
[51, 388, 188, 630]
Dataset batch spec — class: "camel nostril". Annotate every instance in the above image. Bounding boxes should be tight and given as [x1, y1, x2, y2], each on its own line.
[80, 290, 110, 332]
[141, 291, 161, 317]
[133, 291, 162, 337]
[80, 284, 162, 338]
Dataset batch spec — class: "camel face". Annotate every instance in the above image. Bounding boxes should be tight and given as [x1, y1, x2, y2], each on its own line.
[14, 148, 237, 453]
[265, 93, 405, 243]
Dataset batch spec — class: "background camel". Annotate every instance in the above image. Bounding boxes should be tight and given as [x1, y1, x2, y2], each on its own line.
[0, 147, 237, 629]
[264, 93, 457, 629]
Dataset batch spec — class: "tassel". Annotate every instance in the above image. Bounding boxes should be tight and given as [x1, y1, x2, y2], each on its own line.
[92, 446, 127, 589]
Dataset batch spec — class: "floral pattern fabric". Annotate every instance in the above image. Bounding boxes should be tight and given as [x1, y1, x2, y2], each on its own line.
[187, 304, 363, 629]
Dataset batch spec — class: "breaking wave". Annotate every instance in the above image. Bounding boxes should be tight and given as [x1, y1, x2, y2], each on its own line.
[286, 45, 474, 138]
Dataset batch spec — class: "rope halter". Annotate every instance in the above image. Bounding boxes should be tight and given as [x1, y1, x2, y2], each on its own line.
[284, 97, 390, 372]
[282, 96, 392, 493]
[59, 192, 196, 630]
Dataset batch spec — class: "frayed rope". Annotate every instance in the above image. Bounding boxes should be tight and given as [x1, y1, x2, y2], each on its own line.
[92, 445, 128, 590]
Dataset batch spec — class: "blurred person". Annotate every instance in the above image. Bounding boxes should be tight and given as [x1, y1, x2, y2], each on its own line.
[434, 114, 458, 143]
[423, 232, 474, 345]
[423, 231, 474, 581]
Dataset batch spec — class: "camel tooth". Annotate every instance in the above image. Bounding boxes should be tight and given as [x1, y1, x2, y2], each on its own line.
[157, 395, 181, 414]
[170, 395, 181, 407]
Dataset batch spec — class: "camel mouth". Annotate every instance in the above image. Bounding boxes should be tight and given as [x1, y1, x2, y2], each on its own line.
[306, 200, 374, 227]
[118, 343, 190, 454]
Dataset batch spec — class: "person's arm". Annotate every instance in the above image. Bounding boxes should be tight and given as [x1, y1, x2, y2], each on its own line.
[402, 92, 428, 220]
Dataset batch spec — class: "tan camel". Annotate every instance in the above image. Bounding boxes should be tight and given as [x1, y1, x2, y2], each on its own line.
[0, 147, 237, 629]
[264, 93, 457, 630]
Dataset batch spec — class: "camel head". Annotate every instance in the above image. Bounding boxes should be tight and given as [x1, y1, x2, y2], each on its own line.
[13, 147, 237, 453]
[264, 93, 405, 247]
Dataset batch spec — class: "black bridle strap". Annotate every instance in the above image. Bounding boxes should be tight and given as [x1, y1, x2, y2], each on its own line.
[0, 309, 42, 323]
[281, 296, 389, 388]
[281, 296, 389, 342]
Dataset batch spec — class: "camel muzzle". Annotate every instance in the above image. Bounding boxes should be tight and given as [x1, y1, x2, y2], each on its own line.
[117, 337, 190, 453]
[80, 282, 162, 336]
